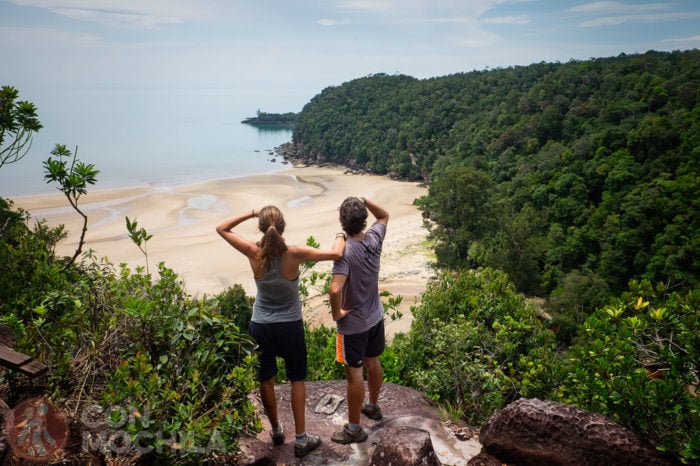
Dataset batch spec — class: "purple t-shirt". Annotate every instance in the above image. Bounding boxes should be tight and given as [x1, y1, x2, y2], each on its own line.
[332, 222, 386, 335]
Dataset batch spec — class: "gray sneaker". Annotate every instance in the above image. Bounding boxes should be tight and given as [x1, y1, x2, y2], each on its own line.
[331, 424, 368, 444]
[294, 433, 321, 457]
[361, 402, 383, 420]
[270, 424, 284, 445]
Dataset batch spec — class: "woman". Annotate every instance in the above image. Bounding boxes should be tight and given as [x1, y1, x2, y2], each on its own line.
[216, 205, 346, 458]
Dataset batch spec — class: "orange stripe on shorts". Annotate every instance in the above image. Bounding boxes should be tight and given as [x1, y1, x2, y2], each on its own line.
[336, 333, 345, 364]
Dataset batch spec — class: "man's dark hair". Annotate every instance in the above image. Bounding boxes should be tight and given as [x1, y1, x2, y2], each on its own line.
[339, 197, 367, 235]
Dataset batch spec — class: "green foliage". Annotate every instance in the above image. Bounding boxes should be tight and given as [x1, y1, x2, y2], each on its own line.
[546, 269, 611, 345]
[385, 269, 698, 463]
[212, 284, 254, 332]
[294, 50, 700, 322]
[43, 144, 99, 204]
[0, 193, 261, 462]
[422, 165, 494, 268]
[0, 198, 68, 320]
[381, 290, 403, 321]
[126, 216, 153, 273]
[298, 235, 333, 304]
[556, 281, 700, 463]
[244, 110, 297, 125]
[294, 73, 422, 177]
[304, 323, 345, 381]
[103, 277, 260, 463]
[0, 85, 42, 169]
[387, 268, 558, 424]
[43, 144, 99, 266]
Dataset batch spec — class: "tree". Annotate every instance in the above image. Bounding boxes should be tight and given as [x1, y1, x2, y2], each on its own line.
[43, 144, 99, 266]
[557, 281, 700, 463]
[388, 268, 557, 424]
[0, 85, 42, 169]
[425, 165, 495, 268]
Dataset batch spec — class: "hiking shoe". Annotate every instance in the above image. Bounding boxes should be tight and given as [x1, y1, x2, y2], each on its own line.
[294, 433, 321, 457]
[361, 402, 383, 420]
[331, 424, 368, 444]
[270, 424, 284, 445]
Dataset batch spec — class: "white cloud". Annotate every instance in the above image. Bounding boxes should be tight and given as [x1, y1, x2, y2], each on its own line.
[6, 0, 208, 28]
[48, 7, 182, 29]
[663, 34, 700, 43]
[317, 18, 340, 26]
[395, 16, 475, 24]
[567, 1, 699, 27]
[335, 0, 397, 12]
[482, 14, 530, 25]
[0, 25, 103, 47]
[333, 0, 507, 19]
[569, 2, 669, 14]
[581, 11, 700, 27]
[2, 0, 698, 91]
[450, 29, 499, 48]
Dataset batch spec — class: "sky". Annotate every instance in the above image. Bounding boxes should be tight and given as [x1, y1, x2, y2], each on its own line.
[1, 0, 700, 107]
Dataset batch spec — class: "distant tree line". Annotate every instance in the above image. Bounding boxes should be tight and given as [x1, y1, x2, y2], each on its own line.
[241, 110, 297, 125]
[292, 50, 700, 337]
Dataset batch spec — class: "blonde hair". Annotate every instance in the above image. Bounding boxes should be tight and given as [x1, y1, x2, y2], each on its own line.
[257, 205, 287, 270]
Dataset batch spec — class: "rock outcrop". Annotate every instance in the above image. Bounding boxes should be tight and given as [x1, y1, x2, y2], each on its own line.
[369, 426, 440, 465]
[475, 398, 677, 466]
[238, 380, 481, 465]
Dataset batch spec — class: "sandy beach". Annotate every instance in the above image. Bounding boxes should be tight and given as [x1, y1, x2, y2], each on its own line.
[10, 166, 434, 338]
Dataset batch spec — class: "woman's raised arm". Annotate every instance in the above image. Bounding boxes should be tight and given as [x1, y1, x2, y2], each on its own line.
[216, 209, 260, 259]
[290, 232, 346, 262]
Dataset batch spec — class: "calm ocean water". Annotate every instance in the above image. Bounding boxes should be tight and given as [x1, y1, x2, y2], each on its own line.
[0, 88, 307, 196]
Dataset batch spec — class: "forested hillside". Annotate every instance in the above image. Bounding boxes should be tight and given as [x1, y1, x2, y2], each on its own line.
[293, 50, 700, 335]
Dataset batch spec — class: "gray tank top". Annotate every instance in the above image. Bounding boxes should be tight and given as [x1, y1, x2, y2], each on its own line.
[252, 257, 303, 324]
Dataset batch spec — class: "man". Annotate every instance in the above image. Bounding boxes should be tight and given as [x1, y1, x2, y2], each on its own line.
[329, 196, 389, 444]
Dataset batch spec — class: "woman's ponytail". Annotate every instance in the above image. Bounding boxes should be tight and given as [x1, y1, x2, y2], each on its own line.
[257, 206, 287, 270]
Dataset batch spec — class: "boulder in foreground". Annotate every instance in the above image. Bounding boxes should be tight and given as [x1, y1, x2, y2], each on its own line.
[477, 398, 678, 466]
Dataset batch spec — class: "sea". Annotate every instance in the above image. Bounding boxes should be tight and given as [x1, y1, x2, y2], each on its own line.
[0, 87, 309, 197]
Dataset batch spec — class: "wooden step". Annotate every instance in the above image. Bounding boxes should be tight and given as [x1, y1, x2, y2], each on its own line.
[0, 344, 32, 370]
[0, 344, 47, 377]
[18, 360, 48, 376]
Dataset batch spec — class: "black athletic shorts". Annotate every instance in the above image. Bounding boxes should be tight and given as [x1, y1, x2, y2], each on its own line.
[336, 319, 385, 368]
[249, 320, 307, 381]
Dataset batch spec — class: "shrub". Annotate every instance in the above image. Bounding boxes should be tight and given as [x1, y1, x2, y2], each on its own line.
[102, 295, 259, 463]
[389, 268, 558, 424]
[556, 280, 700, 463]
[305, 323, 345, 381]
[0, 199, 262, 463]
[212, 284, 254, 333]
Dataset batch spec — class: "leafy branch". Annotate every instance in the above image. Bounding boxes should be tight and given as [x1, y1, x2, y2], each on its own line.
[43, 144, 99, 267]
[298, 236, 330, 307]
[126, 216, 153, 274]
[0, 85, 43, 169]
